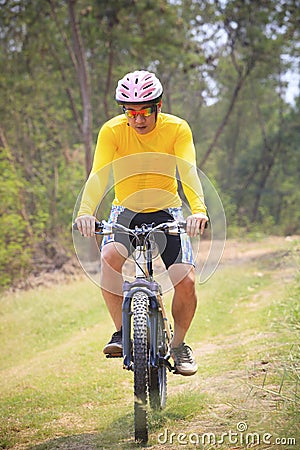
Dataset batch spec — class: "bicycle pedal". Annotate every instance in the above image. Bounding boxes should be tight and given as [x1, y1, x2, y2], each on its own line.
[105, 353, 122, 358]
[162, 355, 174, 371]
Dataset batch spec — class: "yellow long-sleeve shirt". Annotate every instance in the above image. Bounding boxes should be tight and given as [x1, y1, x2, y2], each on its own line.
[78, 113, 206, 216]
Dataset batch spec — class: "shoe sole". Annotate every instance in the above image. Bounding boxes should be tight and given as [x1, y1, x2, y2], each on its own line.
[103, 344, 123, 356]
[174, 370, 197, 377]
[174, 367, 198, 376]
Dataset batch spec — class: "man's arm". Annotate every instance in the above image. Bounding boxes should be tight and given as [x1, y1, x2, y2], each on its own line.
[174, 121, 208, 236]
[76, 123, 116, 236]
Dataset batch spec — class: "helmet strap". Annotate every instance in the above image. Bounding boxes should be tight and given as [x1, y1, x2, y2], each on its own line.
[155, 100, 162, 122]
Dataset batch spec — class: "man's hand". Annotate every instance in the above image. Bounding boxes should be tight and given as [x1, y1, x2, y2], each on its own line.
[186, 213, 208, 237]
[75, 215, 96, 237]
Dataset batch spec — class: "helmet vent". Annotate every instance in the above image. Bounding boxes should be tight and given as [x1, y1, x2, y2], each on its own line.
[143, 83, 153, 90]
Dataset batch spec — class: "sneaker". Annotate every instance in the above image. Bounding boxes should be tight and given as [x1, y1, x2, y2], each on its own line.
[103, 329, 123, 356]
[171, 343, 198, 376]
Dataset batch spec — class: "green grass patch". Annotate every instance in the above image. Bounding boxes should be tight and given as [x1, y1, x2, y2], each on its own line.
[0, 280, 106, 369]
[0, 237, 299, 449]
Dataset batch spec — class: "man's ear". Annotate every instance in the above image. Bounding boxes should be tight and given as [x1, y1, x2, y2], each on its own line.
[157, 100, 162, 112]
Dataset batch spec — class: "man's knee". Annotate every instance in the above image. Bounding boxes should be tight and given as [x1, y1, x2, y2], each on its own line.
[169, 264, 195, 291]
[100, 243, 126, 295]
[101, 242, 127, 271]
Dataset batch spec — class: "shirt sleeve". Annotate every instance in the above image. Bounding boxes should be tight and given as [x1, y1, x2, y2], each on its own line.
[77, 124, 117, 216]
[174, 121, 207, 215]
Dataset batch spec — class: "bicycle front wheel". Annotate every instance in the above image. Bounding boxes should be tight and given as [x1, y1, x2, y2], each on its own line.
[133, 290, 149, 443]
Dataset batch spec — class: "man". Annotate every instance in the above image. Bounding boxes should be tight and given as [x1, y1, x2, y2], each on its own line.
[75, 70, 208, 376]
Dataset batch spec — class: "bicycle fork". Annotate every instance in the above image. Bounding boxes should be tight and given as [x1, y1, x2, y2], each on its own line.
[122, 279, 174, 372]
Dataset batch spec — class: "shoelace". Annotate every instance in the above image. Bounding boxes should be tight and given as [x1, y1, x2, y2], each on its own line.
[172, 345, 193, 364]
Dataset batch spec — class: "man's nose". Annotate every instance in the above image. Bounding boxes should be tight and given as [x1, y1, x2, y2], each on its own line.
[135, 113, 146, 123]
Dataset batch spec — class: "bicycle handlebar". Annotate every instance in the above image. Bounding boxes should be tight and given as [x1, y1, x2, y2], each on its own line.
[73, 220, 187, 236]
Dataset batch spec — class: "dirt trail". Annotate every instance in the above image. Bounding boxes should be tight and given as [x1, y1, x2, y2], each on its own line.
[221, 235, 294, 262]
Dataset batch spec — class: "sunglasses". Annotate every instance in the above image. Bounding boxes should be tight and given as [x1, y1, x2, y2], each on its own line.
[122, 104, 157, 119]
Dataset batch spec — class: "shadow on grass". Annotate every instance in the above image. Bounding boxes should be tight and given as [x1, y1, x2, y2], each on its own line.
[27, 411, 138, 449]
[27, 391, 207, 449]
[28, 434, 136, 450]
[27, 409, 154, 449]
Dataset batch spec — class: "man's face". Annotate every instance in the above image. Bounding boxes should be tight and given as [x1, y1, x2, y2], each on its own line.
[124, 103, 160, 135]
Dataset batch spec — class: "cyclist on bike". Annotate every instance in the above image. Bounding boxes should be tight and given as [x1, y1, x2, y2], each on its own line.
[75, 70, 208, 376]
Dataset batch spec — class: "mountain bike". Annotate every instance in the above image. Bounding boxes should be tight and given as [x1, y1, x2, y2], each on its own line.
[75, 219, 187, 443]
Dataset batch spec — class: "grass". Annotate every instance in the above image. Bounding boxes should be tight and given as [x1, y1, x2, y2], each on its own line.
[0, 236, 299, 449]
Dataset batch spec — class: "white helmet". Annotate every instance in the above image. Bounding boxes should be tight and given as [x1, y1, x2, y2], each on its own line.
[115, 70, 163, 104]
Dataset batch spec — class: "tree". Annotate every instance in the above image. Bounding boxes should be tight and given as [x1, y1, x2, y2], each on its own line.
[0, 0, 299, 287]
[48, 0, 92, 175]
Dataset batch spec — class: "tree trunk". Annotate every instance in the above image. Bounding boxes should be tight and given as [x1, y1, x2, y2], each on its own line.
[104, 38, 114, 120]
[67, 0, 93, 176]
[200, 74, 245, 168]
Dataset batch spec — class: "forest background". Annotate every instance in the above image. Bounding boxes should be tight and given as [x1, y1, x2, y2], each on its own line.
[0, 0, 299, 288]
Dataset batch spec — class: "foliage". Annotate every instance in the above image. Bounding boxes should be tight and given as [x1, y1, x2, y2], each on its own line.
[0, 147, 32, 286]
[0, 0, 299, 286]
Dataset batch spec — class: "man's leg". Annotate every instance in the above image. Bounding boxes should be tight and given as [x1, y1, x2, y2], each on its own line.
[168, 264, 197, 347]
[168, 263, 198, 376]
[100, 242, 127, 331]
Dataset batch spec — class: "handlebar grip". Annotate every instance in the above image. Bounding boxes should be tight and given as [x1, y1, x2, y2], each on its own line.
[95, 221, 103, 232]
[177, 221, 186, 230]
[177, 219, 209, 232]
[72, 221, 103, 232]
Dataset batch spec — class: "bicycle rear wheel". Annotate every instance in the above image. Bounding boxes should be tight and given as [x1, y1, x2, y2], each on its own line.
[133, 291, 149, 443]
[149, 313, 167, 410]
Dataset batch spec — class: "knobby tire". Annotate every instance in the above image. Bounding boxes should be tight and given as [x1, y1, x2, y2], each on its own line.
[133, 291, 149, 443]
